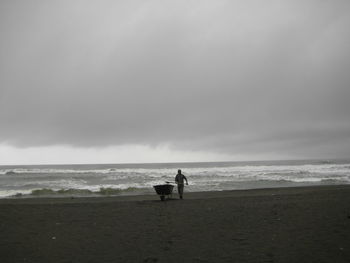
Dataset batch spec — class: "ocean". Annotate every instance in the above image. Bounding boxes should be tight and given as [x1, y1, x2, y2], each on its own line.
[1, 159, 349, 198]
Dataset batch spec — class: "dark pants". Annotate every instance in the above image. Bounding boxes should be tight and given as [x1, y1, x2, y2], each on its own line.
[177, 184, 184, 198]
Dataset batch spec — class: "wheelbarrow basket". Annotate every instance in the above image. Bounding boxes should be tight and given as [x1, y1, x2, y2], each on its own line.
[153, 184, 174, 195]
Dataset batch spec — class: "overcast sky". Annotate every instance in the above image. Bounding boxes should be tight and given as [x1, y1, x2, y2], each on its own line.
[0, 0, 350, 164]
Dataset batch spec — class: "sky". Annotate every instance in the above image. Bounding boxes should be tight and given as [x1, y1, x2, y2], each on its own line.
[0, 0, 350, 165]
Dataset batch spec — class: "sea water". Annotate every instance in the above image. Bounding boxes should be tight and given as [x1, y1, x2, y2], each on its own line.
[1, 159, 350, 198]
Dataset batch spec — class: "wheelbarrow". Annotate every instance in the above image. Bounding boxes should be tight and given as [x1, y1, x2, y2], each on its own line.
[153, 183, 174, 201]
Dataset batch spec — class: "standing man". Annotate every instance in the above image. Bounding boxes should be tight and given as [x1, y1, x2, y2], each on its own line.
[175, 169, 188, 199]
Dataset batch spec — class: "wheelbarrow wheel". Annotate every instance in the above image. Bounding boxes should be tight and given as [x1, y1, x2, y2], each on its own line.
[160, 195, 165, 201]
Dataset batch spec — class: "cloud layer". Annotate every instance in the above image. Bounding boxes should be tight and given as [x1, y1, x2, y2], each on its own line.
[1, 0, 350, 160]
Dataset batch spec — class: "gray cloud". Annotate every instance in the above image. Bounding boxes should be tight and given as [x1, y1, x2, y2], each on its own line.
[1, 0, 350, 159]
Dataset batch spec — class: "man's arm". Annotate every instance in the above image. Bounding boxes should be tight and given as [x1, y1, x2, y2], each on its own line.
[184, 175, 188, 185]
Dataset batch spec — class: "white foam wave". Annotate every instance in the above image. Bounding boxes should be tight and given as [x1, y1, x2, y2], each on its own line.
[1, 162, 350, 198]
[1, 163, 349, 176]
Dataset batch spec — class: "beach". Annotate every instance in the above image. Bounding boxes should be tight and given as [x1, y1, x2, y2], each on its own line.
[1, 185, 350, 263]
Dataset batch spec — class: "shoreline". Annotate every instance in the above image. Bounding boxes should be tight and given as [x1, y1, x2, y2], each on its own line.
[1, 185, 350, 262]
[1, 184, 349, 204]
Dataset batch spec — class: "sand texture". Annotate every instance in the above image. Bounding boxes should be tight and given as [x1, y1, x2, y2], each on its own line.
[1, 185, 350, 263]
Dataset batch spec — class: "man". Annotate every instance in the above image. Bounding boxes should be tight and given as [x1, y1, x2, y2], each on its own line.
[175, 169, 188, 199]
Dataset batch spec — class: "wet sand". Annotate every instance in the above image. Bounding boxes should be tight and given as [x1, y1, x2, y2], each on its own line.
[1, 185, 350, 263]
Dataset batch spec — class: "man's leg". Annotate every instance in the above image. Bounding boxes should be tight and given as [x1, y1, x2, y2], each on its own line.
[178, 184, 184, 199]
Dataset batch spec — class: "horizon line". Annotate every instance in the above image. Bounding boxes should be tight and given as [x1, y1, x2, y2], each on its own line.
[1, 157, 349, 167]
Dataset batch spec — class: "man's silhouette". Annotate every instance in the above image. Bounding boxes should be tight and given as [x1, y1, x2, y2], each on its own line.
[175, 169, 188, 199]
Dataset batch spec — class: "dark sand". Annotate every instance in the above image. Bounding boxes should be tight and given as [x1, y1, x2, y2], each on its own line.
[1, 185, 350, 263]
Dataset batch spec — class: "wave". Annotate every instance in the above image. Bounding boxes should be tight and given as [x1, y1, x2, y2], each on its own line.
[13, 187, 144, 197]
[2, 161, 350, 198]
[2, 163, 350, 176]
